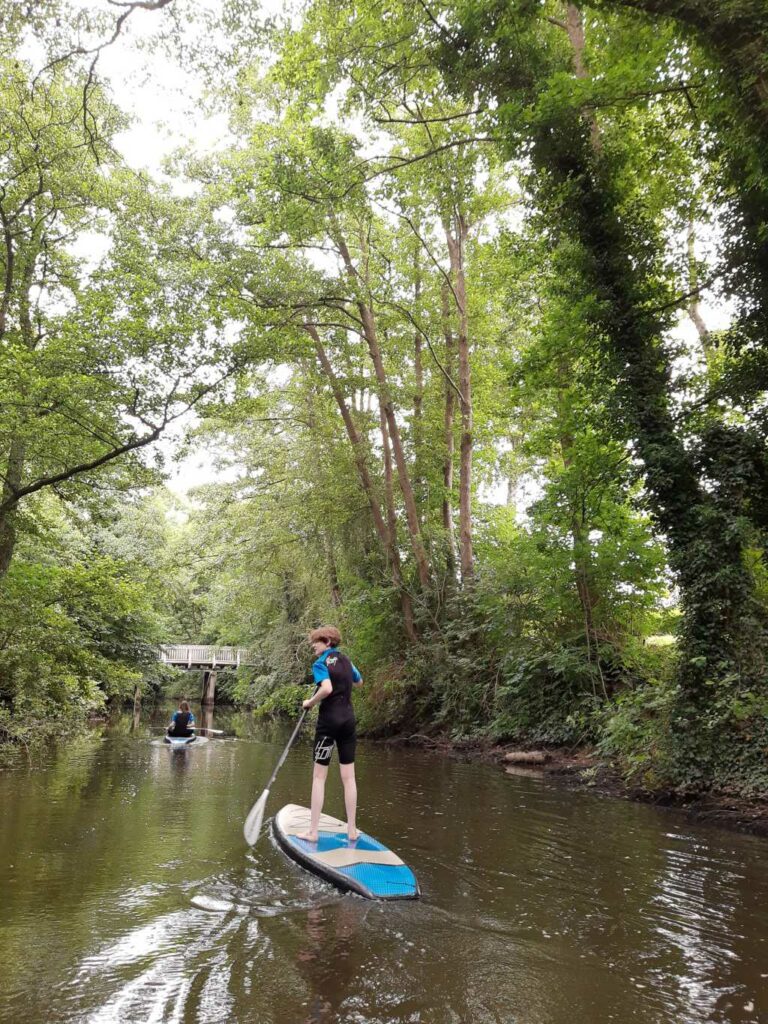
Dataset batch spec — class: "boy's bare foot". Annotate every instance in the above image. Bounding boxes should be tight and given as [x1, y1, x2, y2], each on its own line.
[297, 832, 318, 843]
[347, 830, 359, 842]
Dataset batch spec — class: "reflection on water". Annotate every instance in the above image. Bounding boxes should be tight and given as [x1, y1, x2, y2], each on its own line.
[0, 705, 767, 1024]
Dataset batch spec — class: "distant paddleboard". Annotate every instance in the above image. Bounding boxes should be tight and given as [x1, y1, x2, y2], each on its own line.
[273, 804, 420, 901]
[163, 734, 197, 746]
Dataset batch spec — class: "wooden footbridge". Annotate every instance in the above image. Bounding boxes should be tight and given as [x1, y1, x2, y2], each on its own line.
[158, 645, 254, 705]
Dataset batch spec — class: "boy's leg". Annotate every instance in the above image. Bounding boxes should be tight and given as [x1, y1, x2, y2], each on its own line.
[337, 722, 358, 840]
[339, 762, 358, 841]
[298, 733, 333, 841]
[308, 762, 328, 839]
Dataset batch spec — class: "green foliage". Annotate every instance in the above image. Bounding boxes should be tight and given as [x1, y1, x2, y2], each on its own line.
[0, 552, 157, 732]
[3, 0, 768, 806]
[248, 683, 307, 719]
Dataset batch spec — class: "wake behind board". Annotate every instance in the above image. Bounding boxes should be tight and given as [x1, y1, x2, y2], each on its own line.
[273, 804, 419, 901]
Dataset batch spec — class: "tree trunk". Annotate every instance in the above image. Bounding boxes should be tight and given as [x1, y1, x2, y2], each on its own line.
[378, 404, 417, 640]
[557, 384, 602, 674]
[412, 243, 424, 515]
[0, 436, 26, 578]
[0, 243, 37, 580]
[324, 532, 342, 607]
[0, 204, 15, 344]
[332, 226, 431, 590]
[686, 219, 712, 352]
[444, 214, 474, 582]
[308, 325, 417, 640]
[440, 280, 459, 577]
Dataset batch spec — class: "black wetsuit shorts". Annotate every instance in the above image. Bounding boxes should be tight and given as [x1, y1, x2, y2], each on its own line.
[313, 716, 357, 766]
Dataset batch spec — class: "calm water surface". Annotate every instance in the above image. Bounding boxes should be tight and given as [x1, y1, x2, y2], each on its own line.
[1, 706, 766, 1024]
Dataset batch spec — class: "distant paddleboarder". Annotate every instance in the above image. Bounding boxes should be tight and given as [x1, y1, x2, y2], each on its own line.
[167, 700, 195, 738]
[298, 626, 363, 843]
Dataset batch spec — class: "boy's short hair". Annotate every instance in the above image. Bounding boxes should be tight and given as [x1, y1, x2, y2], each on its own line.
[309, 625, 341, 647]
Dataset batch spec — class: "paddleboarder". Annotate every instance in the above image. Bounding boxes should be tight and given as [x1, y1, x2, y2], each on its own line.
[298, 626, 363, 843]
[167, 700, 195, 738]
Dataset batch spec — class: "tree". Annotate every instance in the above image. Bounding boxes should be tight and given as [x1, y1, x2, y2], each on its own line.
[0, 57, 247, 578]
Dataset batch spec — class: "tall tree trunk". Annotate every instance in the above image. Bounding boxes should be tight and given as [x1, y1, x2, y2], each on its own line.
[308, 324, 417, 640]
[332, 225, 431, 590]
[0, 242, 37, 580]
[0, 436, 25, 578]
[444, 214, 474, 581]
[324, 532, 342, 607]
[378, 404, 417, 640]
[0, 204, 15, 344]
[556, 377, 602, 677]
[412, 242, 424, 516]
[686, 219, 712, 352]
[440, 280, 458, 577]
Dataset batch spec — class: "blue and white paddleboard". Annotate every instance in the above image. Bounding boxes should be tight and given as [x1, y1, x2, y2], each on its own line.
[163, 734, 197, 746]
[273, 804, 420, 901]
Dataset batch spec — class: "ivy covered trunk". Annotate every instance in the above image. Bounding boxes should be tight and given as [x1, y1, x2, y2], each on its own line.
[531, 113, 766, 774]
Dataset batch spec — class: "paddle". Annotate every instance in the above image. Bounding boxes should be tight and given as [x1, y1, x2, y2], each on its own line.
[243, 708, 308, 846]
[153, 726, 225, 736]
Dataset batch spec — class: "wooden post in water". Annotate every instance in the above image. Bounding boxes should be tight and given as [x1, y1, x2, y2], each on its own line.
[201, 670, 217, 706]
[131, 684, 142, 732]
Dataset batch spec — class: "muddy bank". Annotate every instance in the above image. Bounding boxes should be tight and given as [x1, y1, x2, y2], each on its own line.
[380, 732, 768, 839]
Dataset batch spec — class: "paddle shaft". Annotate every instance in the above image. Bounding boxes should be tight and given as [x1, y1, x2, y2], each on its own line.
[263, 709, 308, 792]
[155, 726, 225, 735]
[243, 708, 310, 845]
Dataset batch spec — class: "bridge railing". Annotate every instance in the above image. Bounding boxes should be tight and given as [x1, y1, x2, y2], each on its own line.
[158, 645, 254, 668]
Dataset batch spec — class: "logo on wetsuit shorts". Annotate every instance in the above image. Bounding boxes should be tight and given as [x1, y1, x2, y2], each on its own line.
[326, 656, 338, 666]
[314, 737, 334, 761]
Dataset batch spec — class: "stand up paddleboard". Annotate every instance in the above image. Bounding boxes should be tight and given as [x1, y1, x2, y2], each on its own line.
[163, 734, 197, 746]
[273, 804, 419, 901]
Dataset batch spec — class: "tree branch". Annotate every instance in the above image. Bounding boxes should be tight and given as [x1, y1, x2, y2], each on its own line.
[0, 362, 240, 515]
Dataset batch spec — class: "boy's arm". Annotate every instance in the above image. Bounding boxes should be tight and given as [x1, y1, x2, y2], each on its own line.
[303, 679, 332, 709]
[303, 659, 332, 708]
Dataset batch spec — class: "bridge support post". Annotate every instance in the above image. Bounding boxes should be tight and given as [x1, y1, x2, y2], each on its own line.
[201, 670, 217, 706]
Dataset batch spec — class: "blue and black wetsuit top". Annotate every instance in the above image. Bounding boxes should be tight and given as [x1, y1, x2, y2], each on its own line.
[312, 648, 362, 731]
[169, 710, 195, 737]
[311, 648, 362, 765]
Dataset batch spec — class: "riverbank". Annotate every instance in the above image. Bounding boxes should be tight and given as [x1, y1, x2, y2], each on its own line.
[381, 733, 768, 839]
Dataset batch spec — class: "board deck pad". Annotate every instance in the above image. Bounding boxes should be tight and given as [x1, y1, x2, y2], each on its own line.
[274, 804, 419, 900]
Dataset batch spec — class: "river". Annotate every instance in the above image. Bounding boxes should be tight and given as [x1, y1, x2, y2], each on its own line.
[0, 706, 766, 1024]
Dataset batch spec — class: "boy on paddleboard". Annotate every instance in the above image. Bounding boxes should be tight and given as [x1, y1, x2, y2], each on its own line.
[298, 626, 363, 843]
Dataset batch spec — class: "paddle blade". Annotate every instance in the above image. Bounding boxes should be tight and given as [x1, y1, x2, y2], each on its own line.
[244, 789, 269, 846]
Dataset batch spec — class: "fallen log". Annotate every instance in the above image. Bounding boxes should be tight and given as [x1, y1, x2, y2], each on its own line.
[503, 750, 550, 765]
